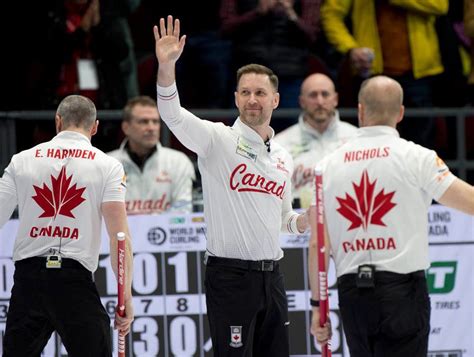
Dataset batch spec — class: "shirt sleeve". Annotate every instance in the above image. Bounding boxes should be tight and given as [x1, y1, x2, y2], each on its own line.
[157, 83, 216, 158]
[280, 154, 300, 233]
[413, 145, 456, 201]
[320, 0, 358, 54]
[389, 0, 448, 15]
[0, 162, 18, 227]
[103, 160, 127, 203]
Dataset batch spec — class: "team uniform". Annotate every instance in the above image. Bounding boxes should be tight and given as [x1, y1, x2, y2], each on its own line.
[0, 131, 126, 356]
[157, 82, 300, 356]
[108, 140, 195, 214]
[274, 112, 357, 206]
[319, 126, 456, 357]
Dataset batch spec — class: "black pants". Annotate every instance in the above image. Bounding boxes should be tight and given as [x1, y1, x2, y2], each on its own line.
[204, 257, 289, 357]
[3, 257, 111, 357]
[337, 270, 430, 357]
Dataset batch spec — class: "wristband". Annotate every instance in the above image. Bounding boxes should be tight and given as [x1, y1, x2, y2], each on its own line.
[310, 298, 320, 307]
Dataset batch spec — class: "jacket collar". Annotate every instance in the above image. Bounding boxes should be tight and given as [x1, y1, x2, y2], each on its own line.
[232, 117, 275, 145]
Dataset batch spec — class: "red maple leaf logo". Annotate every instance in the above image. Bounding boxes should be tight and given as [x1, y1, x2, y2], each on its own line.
[32, 167, 86, 219]
[336, 170, 396, 231]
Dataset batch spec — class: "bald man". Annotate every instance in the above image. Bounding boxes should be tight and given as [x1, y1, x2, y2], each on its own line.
[309, 76, 474, 357]
[274, 73, 357, 208]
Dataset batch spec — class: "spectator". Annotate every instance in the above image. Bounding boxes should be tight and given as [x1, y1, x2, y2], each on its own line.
[221, 0, 321, 108]
[321, 0, 448, 148]
[309, 76, 474, 357]
[274, 73, 357, 207]
[51, 0, 102, 104]
[108, 96, 195, 214]
[434, 0, 470, 107]
[37, 0, 140, 109]
[466, 0, 474, 104]
[95, 0, 141, 108]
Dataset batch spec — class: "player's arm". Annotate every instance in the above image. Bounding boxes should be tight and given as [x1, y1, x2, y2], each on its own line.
[102, 201, 134, 335]
[296, 208, 309, 233]
[154, 15, 216, 158]
[281, 155, 309, 233]
[308, 206, 332, 345]
[437, 178, 474, 215]
[0, 163, 18, 227]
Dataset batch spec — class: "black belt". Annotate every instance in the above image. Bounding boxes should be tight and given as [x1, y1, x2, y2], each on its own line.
[15, 257, 86, 270]
[206, 256, 278, 272]
[338, 270, 425, 285]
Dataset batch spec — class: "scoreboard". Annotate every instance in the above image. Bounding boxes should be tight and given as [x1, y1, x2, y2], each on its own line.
[95, 250, 345, 356]
[92, 213, 347, 357]
[0, 205, 473, 356]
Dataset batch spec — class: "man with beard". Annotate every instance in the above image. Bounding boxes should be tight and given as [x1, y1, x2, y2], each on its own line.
[108, 96, 195, 215]
[154, 16, 309, 356]
[274, 73, 357, 208]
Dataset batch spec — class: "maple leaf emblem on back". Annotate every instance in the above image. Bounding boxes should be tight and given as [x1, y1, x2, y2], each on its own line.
[32, 167, 86, 219]
[336, 170, 396, 231]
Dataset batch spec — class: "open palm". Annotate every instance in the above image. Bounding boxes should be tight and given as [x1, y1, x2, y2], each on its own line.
[153, 16, 186, 65]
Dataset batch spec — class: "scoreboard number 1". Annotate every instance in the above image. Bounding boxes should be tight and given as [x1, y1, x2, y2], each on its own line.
[167, 252, 189, 293]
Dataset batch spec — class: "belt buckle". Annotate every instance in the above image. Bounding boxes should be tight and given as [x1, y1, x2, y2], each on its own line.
[261, 261, 273, 272]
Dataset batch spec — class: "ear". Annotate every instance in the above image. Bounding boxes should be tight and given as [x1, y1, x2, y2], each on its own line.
[234, 91, 238, 108]
[90, 120, 99, 136]
[121, 120, 129, 135]
[334, 92, 339, 107]
[358, 103, 364, 127]
[273, 92, 280, 109]
[298, 94, 304, 109]
[55, 114, 62, 133]
[396, 105, 404, 124]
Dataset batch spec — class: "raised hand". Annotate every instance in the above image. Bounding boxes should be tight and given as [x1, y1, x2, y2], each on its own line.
[153, 15, 186, 66]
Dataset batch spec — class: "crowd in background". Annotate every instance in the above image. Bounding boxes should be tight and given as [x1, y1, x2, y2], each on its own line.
[2, 0, 474, 167]
[3, 0, 474, 111]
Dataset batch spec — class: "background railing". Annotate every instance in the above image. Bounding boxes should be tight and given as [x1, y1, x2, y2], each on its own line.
[1, 107, 473, 182]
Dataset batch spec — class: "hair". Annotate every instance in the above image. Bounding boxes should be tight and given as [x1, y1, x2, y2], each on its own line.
[56, 95, 96, 130]
[358, 76, 404, 125]
[236, 64, 279, 91]
[122, 96, 158, 122]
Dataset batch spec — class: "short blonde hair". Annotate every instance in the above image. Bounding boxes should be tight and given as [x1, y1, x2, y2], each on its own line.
[56, 95, 96, 130]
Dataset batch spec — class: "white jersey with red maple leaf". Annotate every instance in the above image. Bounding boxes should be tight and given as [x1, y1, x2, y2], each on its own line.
[157, 83, 299, 261]
[274, 113, 357, 203]
[108, 141, 195, 214]
[0, 131, 126, 272]
[319, 126, 456, 276]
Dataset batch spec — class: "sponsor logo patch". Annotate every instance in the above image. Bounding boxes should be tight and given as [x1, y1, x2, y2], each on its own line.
[236, 137, 257, 162]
